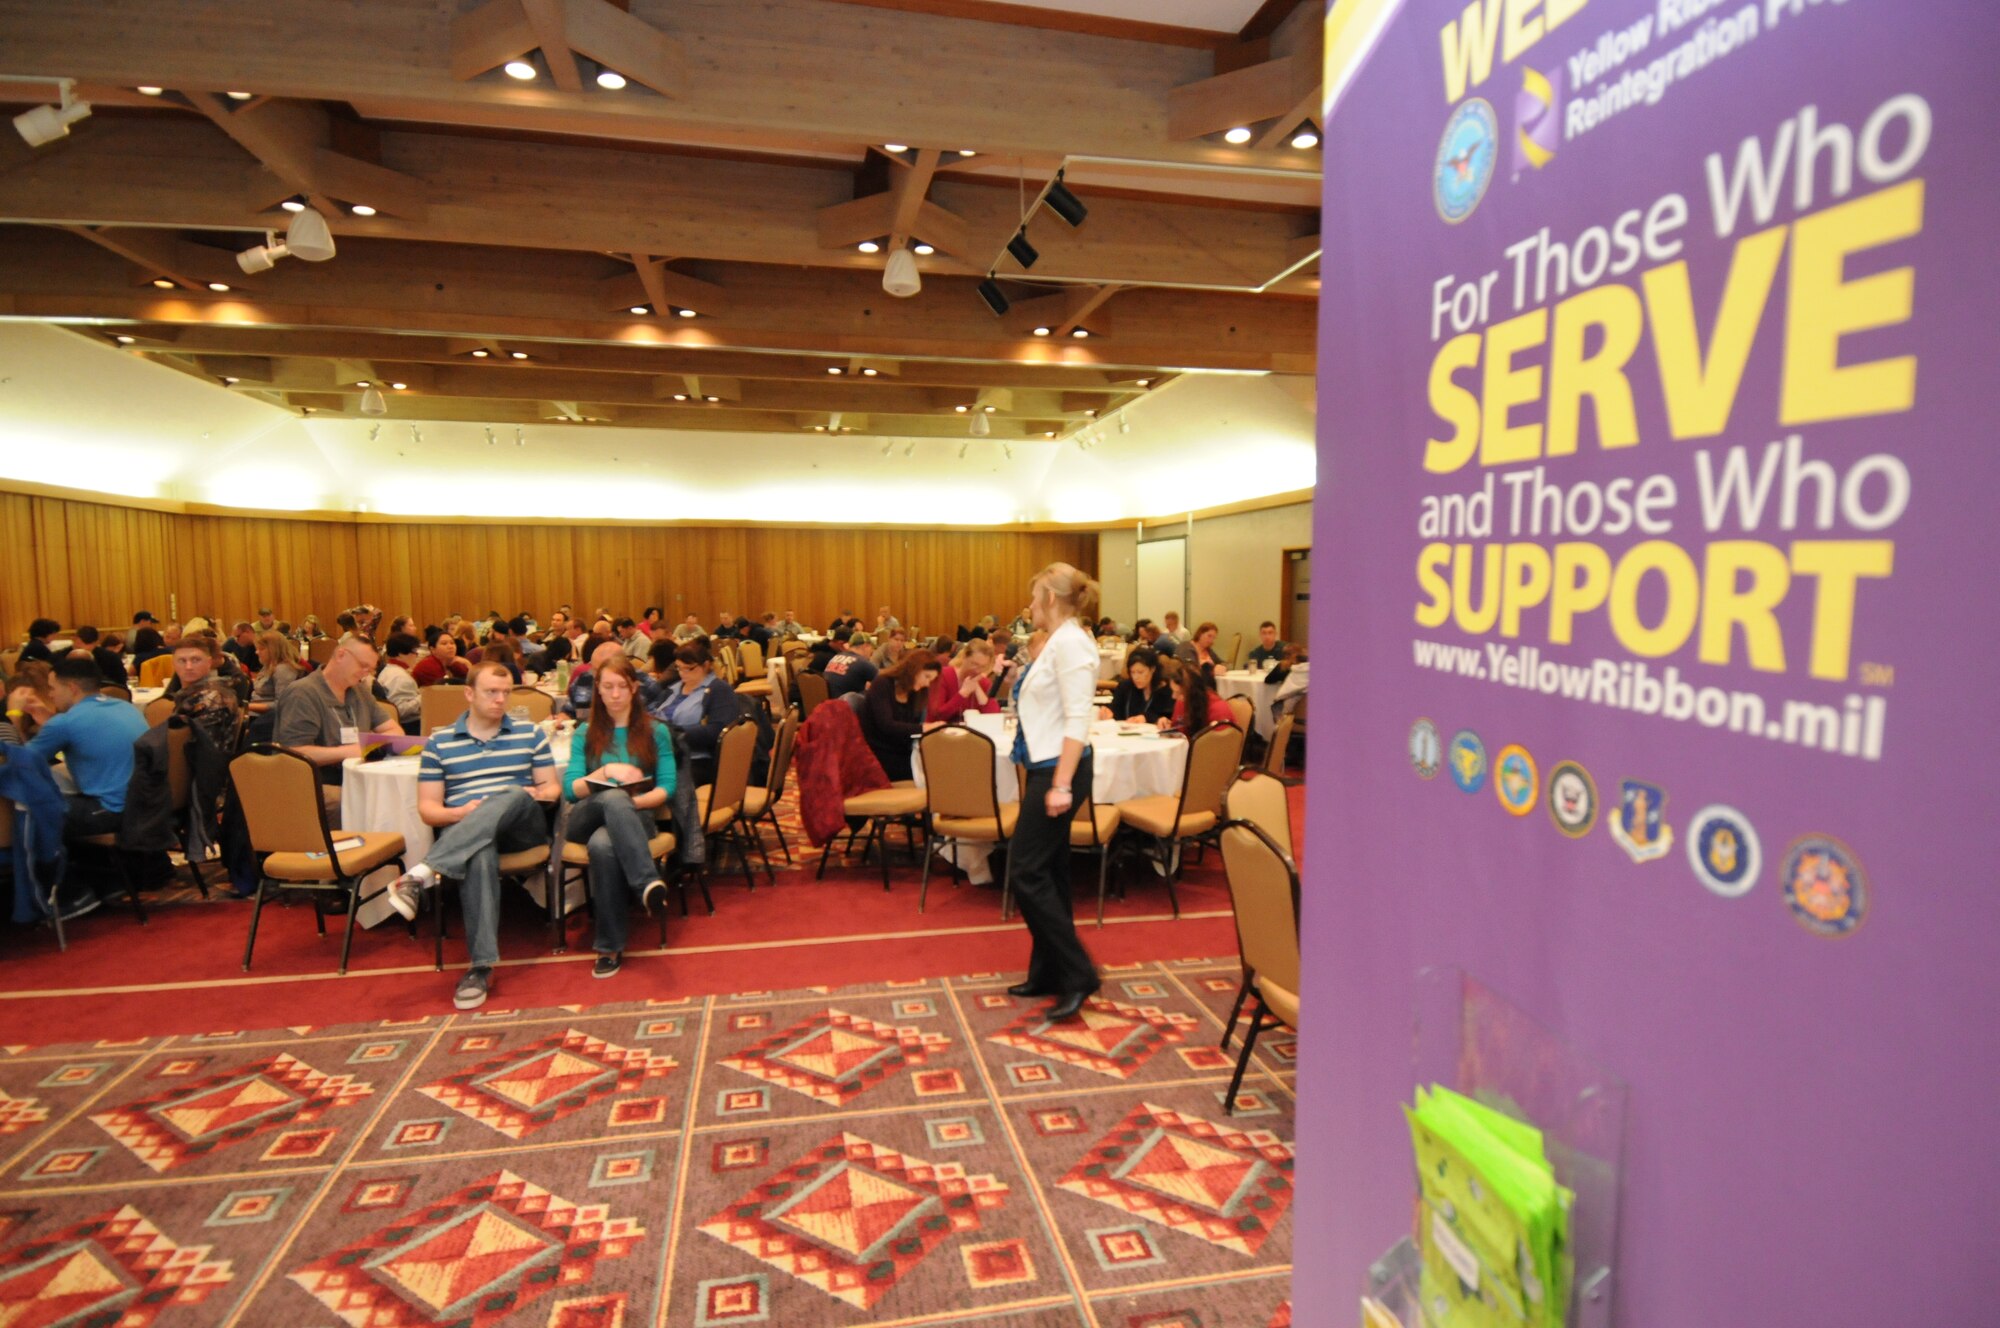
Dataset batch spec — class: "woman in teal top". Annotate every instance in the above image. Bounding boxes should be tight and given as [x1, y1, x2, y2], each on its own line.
[564, 655, 677, 978]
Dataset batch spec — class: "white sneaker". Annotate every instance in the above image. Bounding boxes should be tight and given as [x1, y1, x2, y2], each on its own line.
[385, 865, 435, 921]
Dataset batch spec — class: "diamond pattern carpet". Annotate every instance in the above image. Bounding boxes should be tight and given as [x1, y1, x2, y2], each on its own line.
[0, 962, 1293, 1327]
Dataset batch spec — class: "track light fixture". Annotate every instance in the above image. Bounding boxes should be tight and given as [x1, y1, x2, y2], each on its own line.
[367, 424, 381, 441]
[971, 412, 991, 437]
[409, 425, 422, 445]
[236, 206, 335, 273]
[881, 440, 895, 456]
[360, 386, 386, 416]
[515, 426, 525, 447]
[1119, 416, 1131, 434]
[1006, 230, 1039, 269]
[485, 426, 497, 446]
[13, 81, 92, 148]
[1043, 172, 1088, 227]
[959, 443, 969, 458]
[904, 441, 917, 457]
[977, 278, 1009, 316]
[883, 246, 921, 298]
[1002, 442, 1013, 459]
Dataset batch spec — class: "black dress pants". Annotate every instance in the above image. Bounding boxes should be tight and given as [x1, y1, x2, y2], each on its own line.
[1012, 755, 1098, 995]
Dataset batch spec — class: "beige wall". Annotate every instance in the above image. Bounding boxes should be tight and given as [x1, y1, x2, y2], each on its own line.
[1098, 499, 1312, 659]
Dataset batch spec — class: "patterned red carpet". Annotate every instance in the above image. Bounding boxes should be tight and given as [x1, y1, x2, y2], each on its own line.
[0, 961, 1294, 1327]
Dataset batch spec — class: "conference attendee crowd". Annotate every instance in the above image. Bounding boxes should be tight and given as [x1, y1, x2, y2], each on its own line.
[1, 598, 1302, 1011]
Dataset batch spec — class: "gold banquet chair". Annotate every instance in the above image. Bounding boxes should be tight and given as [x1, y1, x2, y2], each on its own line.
[1218, 770, 1295, 1048]
[916, 725, 1018, 915]
[1113, 721, 1246, 916]
[1217, 815, 1300, 1113]
[695, 720, 763, 893]
[551, 813, 678, 954]
[1224, 692, 1255, 734]
[231, 745, 406, 974]
[739, 710, 800, 871]
[420, 685, 472, 734]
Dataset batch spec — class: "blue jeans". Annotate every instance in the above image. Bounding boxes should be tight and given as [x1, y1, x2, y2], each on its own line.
[423, 787, 550, 969]
[565, 791, 665, 955]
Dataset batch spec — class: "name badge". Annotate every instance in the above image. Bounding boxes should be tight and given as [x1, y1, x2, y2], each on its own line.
[339, 726, 360, 746]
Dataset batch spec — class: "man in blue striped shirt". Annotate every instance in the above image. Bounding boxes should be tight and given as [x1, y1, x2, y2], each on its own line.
[384, 662, 558, 1009]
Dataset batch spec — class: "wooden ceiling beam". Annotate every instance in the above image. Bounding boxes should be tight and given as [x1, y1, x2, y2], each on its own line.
[1169, 1, 1323, 146]
[183, 91, 429, 221]
[59, 224, 238, 291]
[886, 148, 940, 254]
[561, 0, 685, 98]
[602, 255, 729, 316]
[519, 0, 585, 92]
[450, 0, 540, 80]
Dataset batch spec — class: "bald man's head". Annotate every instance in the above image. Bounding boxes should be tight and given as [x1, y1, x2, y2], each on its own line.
[590, 640, 625, 671]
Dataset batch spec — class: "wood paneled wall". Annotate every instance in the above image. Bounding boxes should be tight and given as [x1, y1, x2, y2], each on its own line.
[0, 489, 1095, 638]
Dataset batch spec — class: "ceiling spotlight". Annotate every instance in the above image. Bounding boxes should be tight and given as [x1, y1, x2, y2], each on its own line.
[151, 278, 175, 289]
[1006, 231, 1039, 269]
[883, 143, 909, 154]
[883, 247, 920, 298]
[349, 204, 376, 217]
[1070, 327, 1089, 339]
[1224, 126, 1253, 145]
[114, 334, 135, 344]
[1290, 127, 1320, 150]
[977, 278, 1009, 316]
[827, 366, 843, 375]
[236, 206, 335, 272]
[972, 413, 991, 437]
[1032, 327, 1050, 337]
[13, 84, 92, 148]
[360, 386, 386, 415]
[1043, 174, 1089, 227]
[509, 351, 528, 360]
[671, 392, 689, 401]
[471, 348, 489, 357]
[704, 395, 720, 402]
[484, 426, 497, 446]
[136, 86, 163, 96]
[676, 307, 697, 318]
[595, 68, 627, 90]
[281, 198, 306, 213]
[913, 242, 934, 256]
[207, 281, 231, 292]
[861, 367, 879, 376]
[857, 240, 881, 255]
[226, 91, 253, 101]
[630, 305, 650, 315]
[390, 381, 407, 390]
[504, 59, 537, 80]
[956, 149, 976, 157]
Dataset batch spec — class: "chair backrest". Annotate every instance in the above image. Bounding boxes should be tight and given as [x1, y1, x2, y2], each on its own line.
[100, 683, 133, 703]
[716, 642, 742, 685]
[166, 721, 194, 814]
[709, 719, 757, 818]
[737, 638, 765, 674]
[1225, 693, 1254, 733]
[0, 646, 21, 681]
[796, 670, 829, 719]
[508, 687, 553, 722]
[1226, 632, 1243, 668]
[141, 696, 175, 727]
[1179, 722, 1246, 822]
[1225, 770, 1293, 863]
[780, 640, 809, 661]
[765, 710, 799, 800]
[420, 685, 471, 734]
[918, 726, 1003, 822]
[1220, 818, 1301, 1004]
[229, 745, 334, 856]
[1263, 712, 1295, 774]
[307, 637, 338, 666]
[137, 655, 174, 689]
[374, 700, 400, 732]
[1290, 695, 1307, 728]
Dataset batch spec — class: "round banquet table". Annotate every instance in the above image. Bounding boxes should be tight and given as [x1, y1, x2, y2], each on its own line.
[340, 727, 583, 930]
[910, 710, 1186, 805]
[1096, 644, 1127, 682]
[130, 686, 165, 712]
[1213, 665, 1306, 740]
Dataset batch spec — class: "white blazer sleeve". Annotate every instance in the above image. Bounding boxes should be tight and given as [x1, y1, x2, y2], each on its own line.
[1054, 628, 1096, 747]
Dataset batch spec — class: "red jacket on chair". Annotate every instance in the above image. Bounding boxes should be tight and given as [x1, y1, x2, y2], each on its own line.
[793, 699, 890, 846]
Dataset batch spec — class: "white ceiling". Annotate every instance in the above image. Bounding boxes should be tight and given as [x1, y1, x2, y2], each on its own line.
[0, 323, 1314, 523]
[981, 0, 1268, 34]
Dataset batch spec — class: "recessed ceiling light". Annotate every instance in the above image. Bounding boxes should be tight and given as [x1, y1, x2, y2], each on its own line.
[827, 366, 843, 375]
[136, 86, 163, 96]
[1044, 430, 1056, 438]
[861, 367, 878, 376]
[857, 241, 880, 254]
[390, 381, 407, 390]
[356, 379, 371, 387]
[672, 393, 688, 401]
[1224, 126, 1252, 145]
[114, 334, 135, 344]
[1084, 408, 1098, 417]
[207, 281, 230, 292]
[222, 375, 238, 383]
[151, 278, 174, 289]
[350, 204, 376, 216]
[676, 307, 697, 318]
[226, 91, 253, 101]
[883, 143, 908, 153]
[1032, 326, 1050, 337]
[471, 348, 489, 357]
[1290, 128, 1320, 150]
[509, 351, 528, 360]
[1135, 377, 1151, 387]
[982, 405, 996, 413]
[953, 405, 968, 413]
[957, 149, 976, 157]
[630, 305, 650, 315]
[704, 395, 721, 402]
[504, 59, 536, 80]
[595, 68, 627, 90]
[913, 242, 934, 256]
[1070, 327, 1089, 338]
[281, 198, 305, 213]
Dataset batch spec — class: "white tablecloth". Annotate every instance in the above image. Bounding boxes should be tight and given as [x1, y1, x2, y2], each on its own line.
[1097, 645, 1127, 682]
[340, 730, 582, 929]
[911, 711, 1185, 806]
[1214, 665, 1307, 740]
[131, 686, 165, 712]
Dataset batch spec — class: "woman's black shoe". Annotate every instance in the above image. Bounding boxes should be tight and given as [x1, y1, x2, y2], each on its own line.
[1006, 982, 1046, 998]
[1046, 985, 1099, 1021]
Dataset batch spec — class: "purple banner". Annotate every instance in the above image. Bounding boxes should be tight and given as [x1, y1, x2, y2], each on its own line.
[1301, 0, 1996, 1322]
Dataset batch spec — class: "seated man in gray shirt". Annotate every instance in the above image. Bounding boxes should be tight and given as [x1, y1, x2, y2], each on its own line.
[273, 636, 401, 807]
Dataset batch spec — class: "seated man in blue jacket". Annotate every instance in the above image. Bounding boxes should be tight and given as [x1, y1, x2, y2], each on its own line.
[20, 656, 148, 917]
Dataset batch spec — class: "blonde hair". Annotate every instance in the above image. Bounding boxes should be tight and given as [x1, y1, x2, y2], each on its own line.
[1032, 562, 1100, 623]
[953, 638, 995, 670]
[257, 631, 299, 670]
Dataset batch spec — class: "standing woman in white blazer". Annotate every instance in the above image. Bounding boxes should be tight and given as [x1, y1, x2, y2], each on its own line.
[1005, 562, 1102, 1019]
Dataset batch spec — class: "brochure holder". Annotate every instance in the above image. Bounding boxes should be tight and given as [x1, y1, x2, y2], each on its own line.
[1369, 967, 1628, 1328]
